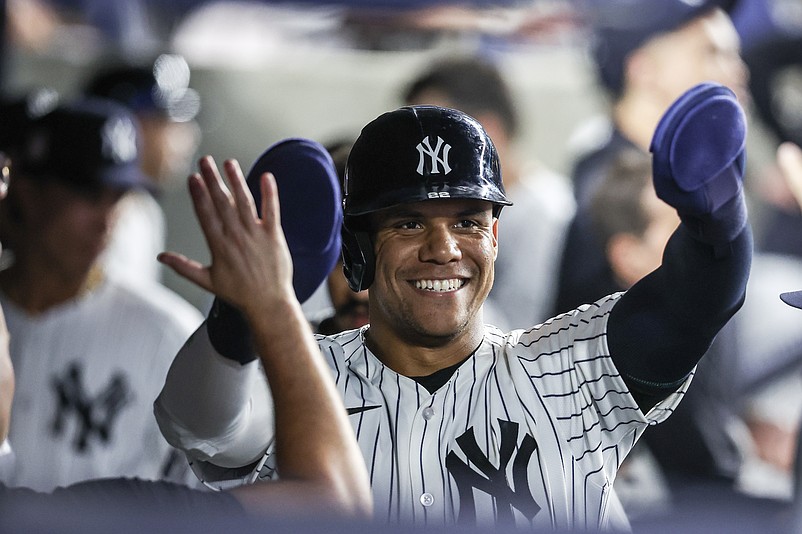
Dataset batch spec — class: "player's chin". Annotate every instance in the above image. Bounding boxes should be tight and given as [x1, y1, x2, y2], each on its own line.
[411, 309, 473, 339]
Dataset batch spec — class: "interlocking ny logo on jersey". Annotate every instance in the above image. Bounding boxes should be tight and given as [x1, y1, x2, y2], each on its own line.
[416, 136, 452, 175]
[51, 362, 132, 453]
[446, 419, 540, 524]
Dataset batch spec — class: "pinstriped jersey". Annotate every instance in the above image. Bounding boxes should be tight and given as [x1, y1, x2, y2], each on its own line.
[244, 293, 688, 530]
[178, 292, 688, 529]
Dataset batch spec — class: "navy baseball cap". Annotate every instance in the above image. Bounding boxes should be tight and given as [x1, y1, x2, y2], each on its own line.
[17, 98, 151, 193]
[587, 0, 738, 95]
[84, 54, 200, 123]
[246, 138, 343, 303]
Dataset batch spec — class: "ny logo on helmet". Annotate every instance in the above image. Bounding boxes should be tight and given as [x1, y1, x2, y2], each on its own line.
[416, 136, 452, 176]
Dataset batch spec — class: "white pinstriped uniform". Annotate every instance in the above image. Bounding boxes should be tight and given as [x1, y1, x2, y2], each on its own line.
[183, 292, 688, 530]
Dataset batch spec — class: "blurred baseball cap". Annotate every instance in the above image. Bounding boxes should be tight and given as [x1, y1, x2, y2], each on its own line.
[84, 54, 200, 123]
[16, 98, 152, 193]
[587, 0, 739, 95]
[0, 87, 60, 157]
[780, 290, 802, 309]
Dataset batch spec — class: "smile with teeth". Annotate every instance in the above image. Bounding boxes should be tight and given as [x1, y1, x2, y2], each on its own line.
[414, 278, 464, 292]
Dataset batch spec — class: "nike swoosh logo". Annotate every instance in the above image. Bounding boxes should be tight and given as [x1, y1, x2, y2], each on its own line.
[346, 405, 382, 415]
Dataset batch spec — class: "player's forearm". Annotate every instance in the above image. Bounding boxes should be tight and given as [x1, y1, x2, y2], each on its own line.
[610, 223, 752, 394]
[243, 298, 372, 519]
[614, 82, 753, 403]
[154, 321, 275, 467]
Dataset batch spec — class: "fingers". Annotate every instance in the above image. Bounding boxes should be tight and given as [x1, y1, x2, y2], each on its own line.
[187, 172, 226, 252]
[198, 156, 242, 236]
[157, 251, 213, 292]
[260, 172, 281, 233]
[222, 159, 259, 228]
[167, 155, 291, 306]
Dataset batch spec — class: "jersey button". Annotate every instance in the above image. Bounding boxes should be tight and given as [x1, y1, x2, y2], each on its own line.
[420, 492, 435, 507]
[422, 407, 435, 420]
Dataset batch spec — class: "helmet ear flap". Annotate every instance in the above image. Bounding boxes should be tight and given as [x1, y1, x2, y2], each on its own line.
[341, 223, 375, 292]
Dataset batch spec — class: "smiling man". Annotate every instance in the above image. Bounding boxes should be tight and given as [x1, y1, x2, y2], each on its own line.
[155, 98, 752, 530]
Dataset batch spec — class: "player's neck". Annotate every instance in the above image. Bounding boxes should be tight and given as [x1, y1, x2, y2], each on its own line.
[364, 321, 484, 378]
[0, 260, 103, 315]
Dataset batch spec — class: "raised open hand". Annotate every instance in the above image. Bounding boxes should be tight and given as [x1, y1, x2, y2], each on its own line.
[158, 156, 294, 319]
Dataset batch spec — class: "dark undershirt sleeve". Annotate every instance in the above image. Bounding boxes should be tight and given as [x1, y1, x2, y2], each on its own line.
[608, 223, 752, 412]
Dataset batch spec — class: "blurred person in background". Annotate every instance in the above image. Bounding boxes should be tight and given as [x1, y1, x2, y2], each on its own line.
[0, 96, 202, 491]
[586, 145, 802, 524]
[83, 53, 201, 285]
[554, 0, 748, 316]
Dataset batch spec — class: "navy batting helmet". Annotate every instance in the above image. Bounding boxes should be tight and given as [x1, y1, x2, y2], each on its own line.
[342, 105, 511, 291]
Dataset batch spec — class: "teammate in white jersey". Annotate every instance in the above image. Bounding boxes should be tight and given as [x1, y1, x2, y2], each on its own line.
[0, 97, 203, 491]
[155, 83, 753, 530]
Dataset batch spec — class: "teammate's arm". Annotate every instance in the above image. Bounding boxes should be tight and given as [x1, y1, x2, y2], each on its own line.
[154, 318, 273, 469]
[158, 157, 371, 518]
[607, 84, 752, 411]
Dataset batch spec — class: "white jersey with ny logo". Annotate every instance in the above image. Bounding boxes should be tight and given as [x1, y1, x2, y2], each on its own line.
[257, 292, 688, 530]
[1, 278, 203, 492]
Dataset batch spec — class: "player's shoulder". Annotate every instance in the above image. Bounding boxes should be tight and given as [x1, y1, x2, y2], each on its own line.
[500, 292, 623, 346]
[316, 327, 365, 352]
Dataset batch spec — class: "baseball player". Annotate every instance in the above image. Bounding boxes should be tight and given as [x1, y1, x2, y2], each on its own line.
[84, 54, 202, 286]
[155, 83, 752, 530]
[0, 97, 203, 491]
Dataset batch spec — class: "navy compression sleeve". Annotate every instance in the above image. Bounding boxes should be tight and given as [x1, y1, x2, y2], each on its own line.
[608, 222, 752, 410]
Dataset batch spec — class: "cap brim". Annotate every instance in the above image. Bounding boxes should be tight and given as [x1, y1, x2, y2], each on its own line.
[98, 163, 156, 194]
[246, 138, 343, 303]
[780, 291, 802, 309]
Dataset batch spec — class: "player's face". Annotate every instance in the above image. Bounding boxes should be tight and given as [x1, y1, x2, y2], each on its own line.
[23, 179, 123, 280]
[368, 198, 497, 346]
[137, 115, 200, 188]
[643, 8, 749, 108]
[614, 186, 681, 288]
